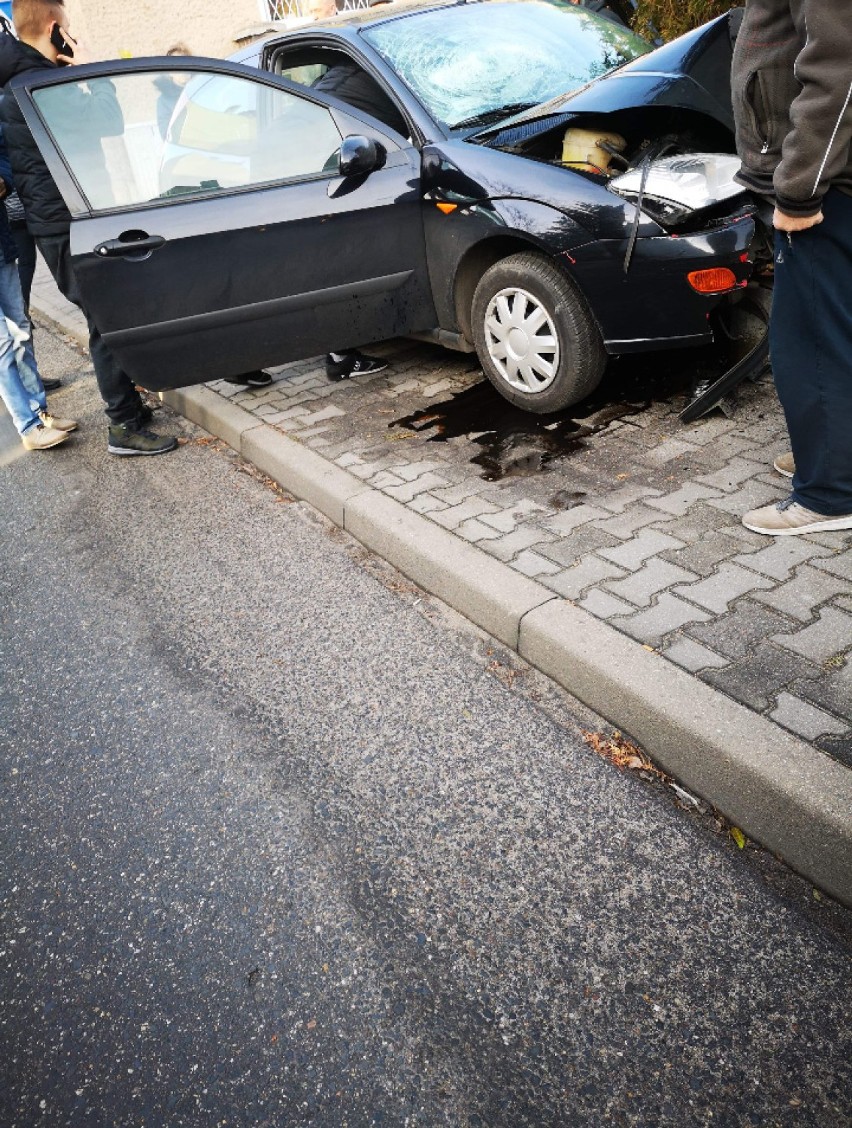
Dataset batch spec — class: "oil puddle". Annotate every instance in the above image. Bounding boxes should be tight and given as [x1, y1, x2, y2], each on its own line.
[390, 351, 692, 482]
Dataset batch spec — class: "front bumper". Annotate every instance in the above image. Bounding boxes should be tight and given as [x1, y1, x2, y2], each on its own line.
[565, 209, 757, 355]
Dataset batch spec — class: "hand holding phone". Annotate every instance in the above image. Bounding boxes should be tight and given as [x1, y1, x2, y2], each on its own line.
[50, 23, 75, 63]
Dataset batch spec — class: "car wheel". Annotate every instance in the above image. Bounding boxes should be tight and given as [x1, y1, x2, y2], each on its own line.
[471, 252, 606, 413]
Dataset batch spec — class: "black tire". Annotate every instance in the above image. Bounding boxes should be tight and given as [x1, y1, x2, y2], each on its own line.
[471, 251, 606, 414]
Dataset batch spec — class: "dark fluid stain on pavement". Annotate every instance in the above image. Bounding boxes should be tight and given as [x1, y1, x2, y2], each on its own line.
[390, 352, 692, 482]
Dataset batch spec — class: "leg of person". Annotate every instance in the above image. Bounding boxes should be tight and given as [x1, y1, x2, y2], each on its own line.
[326, 349, 388, 381]
[12, 225, 36, 312]
[0, 262, 77, 435]
[743, 189, 852, 534]
[12, 224, 61, 393]
[0, 266, 67, 450]
[37, 235, 177, 456]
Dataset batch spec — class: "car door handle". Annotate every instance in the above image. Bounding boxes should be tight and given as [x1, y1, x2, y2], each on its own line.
[94, 234, 166, 258]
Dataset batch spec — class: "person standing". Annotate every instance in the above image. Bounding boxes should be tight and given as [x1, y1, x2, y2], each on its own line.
[732, 0, 852, 535]
[0, 0, 177, 456]
[0, 129, 75, 449]
[0, 16, 60, 389]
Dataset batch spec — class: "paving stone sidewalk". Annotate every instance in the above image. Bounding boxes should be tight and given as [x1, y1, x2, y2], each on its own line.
[32, 267, 852, 771]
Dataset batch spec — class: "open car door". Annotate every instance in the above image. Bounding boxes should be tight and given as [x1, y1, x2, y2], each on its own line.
[10, 58, 436, 389]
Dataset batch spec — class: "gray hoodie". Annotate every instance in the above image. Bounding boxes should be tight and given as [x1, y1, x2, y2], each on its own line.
[731, 0, 852, 216]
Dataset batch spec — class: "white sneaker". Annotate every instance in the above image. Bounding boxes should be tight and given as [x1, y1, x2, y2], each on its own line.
[743, 496, 852, 535]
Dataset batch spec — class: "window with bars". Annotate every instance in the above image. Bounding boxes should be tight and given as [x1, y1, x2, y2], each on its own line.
[260, 0, 372, 17]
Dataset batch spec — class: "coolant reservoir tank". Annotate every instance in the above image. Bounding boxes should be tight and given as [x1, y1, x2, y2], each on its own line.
[562, 128, 626, 174]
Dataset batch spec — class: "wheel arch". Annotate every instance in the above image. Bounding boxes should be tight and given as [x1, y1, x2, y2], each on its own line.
[452, 234, 564, 344]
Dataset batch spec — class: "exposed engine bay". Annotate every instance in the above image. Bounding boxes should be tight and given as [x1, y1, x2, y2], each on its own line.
[485, 108, 750, 231]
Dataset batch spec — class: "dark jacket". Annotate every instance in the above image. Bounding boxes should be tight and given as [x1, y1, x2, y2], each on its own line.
[0, 127, 18, 264]
[0, 34, 122, 236]
[312, 62, 408, 137]
[731, 0, 852, 216]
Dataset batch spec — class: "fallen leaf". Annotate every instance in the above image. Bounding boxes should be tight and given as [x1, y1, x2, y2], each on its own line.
[730, 827, 746, 849]
[306, 1019, 317, 1030]
[581, 730, 666, 779]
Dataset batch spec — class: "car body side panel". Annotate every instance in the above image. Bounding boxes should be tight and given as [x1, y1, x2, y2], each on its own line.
[68, 152, 434, 387]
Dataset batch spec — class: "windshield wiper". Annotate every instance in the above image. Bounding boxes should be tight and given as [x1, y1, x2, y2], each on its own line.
[451, 102, 539, 130]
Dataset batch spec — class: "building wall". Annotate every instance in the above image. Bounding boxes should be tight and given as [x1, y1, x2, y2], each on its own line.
[64, 0, 271, 62]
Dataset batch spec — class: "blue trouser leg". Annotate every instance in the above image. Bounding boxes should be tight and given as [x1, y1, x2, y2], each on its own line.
[0, 258, 45, 436]
[770, 189, 852, 516]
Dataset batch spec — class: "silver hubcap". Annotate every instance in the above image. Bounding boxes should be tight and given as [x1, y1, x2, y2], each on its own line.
[483, 286, 560, 394]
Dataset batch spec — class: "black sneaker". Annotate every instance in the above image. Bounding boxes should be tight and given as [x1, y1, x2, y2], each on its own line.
[107, 422, 178, 456]
[223, 370, 273, 387]
[325, 352, 388, 381]
[42, 377, 62, 392]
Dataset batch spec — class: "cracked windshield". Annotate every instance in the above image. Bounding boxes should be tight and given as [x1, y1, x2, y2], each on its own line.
[363, 0, 650, 129]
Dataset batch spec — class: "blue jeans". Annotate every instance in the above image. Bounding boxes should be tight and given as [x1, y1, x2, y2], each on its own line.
[770, 188, 852, 515]
[0, 257, 45, 436]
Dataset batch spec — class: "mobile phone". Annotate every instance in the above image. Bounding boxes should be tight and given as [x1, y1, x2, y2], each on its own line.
[49, 23, 74, 59]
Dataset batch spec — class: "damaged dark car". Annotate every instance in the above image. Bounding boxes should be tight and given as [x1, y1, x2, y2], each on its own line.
[9, 0, 767, 415]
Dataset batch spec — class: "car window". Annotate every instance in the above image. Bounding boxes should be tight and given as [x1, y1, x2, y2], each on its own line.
[31, 69, 343, 211]
[362, 0, 651, 130]
[271, 46, 410, 139]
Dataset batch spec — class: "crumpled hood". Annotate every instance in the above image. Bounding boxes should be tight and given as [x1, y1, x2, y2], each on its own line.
[474, 12, 738, 146]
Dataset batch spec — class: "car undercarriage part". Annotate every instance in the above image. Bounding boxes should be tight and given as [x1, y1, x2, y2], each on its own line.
[678, 218, 773, 422]
[679, 291, 770, 423]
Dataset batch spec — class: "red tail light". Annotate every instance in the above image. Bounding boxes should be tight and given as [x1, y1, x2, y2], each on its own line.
[687, 268, 738, 294]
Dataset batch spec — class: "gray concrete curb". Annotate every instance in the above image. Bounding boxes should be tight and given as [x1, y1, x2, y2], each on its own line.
[160, 384, 852, 906]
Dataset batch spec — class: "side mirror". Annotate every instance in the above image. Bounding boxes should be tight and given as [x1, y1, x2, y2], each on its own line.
[339, 135, 385, 178]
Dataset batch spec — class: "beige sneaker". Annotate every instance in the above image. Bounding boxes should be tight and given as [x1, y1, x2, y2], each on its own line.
[773, 452, 795, 478]
[21, 423, 69, 450]
[39, 410, 78, 432]
[743, 496, 852, 535]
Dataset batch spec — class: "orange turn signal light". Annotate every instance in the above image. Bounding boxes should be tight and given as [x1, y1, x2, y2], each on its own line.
[687, 267, 737, 294]
[436, 202, 457, 214]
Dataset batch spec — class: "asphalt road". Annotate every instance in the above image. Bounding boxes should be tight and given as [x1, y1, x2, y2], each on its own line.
[1, 332, 851, 1128]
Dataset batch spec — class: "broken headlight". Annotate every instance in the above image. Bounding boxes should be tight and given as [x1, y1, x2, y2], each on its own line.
[608, 153, 746, 227]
